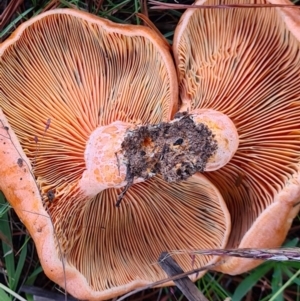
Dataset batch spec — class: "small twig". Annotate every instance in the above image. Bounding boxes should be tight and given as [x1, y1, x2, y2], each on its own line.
[149, 1, 300, 10]
[95, 0, 105, 14]
[159, 252, 209, 301]
[115, 152, 120, 176]
[159, 143, 167, 161]
[169, 247, 300, 261]
[115, 178, 133, 207]
[140, 0, 149, 19]
[20, 285, 77, 301]
[116, 260, 223, 301]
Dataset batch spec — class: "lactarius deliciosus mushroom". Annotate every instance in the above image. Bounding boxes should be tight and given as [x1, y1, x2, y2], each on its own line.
[173, 0, 300, 274]
[0, 9, 235, 300]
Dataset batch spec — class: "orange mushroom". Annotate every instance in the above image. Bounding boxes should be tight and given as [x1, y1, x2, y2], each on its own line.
[173, 0, 300, 274]
[0, 9, 232, 300]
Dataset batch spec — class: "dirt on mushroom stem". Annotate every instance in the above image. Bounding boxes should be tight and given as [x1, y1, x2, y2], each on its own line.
[117, 114, 218, 206]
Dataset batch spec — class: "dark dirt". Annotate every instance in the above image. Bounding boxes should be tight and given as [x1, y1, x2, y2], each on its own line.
[121, 113, 217, 184]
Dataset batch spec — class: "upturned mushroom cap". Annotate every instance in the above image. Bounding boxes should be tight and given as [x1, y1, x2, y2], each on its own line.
[173, 0, 300, 274]
[0, 9, 231, 300]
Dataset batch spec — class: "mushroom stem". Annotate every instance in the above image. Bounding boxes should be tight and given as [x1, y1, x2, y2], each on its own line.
[79, 110, 239, 197]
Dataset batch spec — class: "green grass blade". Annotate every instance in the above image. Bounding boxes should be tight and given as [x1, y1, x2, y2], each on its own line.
[0, 193, 15, 289]
[0, 199, 10, 217]
[0, 7, 34, 39]
[25, 266, 43, 285]
[0, 287, 11, 301]
[283, 237, 299, 247]
[0, 283, 27, 301]
[232, 262, 274, 301]
[98, 0, 132, 16]
[12, 237, 28, 291]
[271, 264, 283, 301]
[202, 273, 231, 299]
[269, 269, 300, 301]
[281, 264, 300, 285]
[25, 265, 43, 301]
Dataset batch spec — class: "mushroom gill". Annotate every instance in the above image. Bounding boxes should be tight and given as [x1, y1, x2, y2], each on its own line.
[66, 175, 229, 291]
[173, 0, 300, 273]
[1, 9, 230, 299]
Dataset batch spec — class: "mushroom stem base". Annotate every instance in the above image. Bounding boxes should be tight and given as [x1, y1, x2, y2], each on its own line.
[122, 114, 217, 184]
[79, 110, 239, 197]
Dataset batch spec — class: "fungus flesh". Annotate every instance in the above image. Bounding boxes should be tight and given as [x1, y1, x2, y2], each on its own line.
[173, 0, 300, 273]
[0, 9, 231, 300]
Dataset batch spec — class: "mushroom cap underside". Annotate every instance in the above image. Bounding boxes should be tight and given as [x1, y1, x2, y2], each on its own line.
[1, 9, 231, 300]
[173, 0, 300, 273]
[173, 1, 300, 274]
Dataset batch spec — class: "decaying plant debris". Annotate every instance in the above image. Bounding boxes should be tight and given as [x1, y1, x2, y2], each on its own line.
[121, 114, 217, 183]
